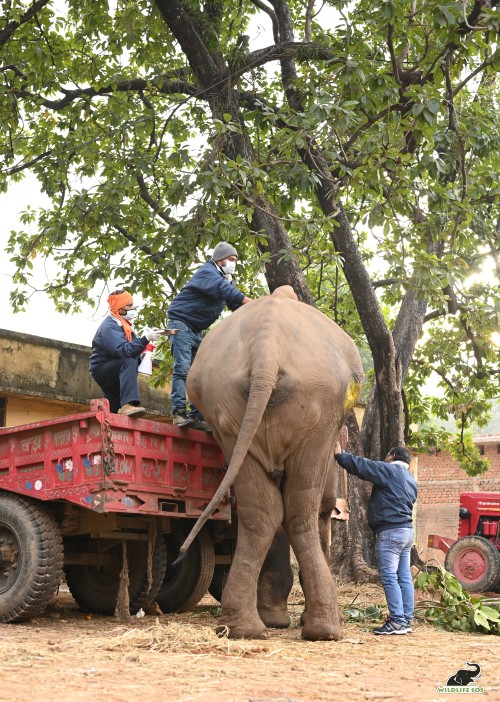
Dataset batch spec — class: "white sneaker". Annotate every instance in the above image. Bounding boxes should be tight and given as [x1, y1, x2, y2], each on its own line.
[118, 404, 146, 418]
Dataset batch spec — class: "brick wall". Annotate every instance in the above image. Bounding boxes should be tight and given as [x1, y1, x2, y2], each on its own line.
[415, 438, 500, 564]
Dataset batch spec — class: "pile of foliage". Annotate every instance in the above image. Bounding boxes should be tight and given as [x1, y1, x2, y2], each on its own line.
[415, 567, 500, 634]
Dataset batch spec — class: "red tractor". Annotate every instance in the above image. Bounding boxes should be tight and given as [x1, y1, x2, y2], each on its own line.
[428, 492, 500, 592]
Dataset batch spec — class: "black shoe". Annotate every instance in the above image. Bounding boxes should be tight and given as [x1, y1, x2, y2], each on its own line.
[191, 418, 212, 432]
[172, 411, 195, 428]
[372, 619, 407, 635]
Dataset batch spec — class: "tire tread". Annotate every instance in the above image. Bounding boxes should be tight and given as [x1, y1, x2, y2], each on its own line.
[0, 492, 63, 623]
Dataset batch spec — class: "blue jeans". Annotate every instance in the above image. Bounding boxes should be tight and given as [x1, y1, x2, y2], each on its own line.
[375, 527, 414, 626]
[167, 319, 204, 418]
[91, 357, 140, 413]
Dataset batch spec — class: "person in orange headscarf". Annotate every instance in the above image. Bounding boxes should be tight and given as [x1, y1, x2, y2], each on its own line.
[89, 290, 162, 417]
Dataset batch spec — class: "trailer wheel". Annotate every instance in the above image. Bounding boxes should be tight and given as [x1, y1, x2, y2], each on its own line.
[444, 535, 500, 592]
[208, 538, 236, 602]
[0, 492, 63, 623]
[156, 523, 215, 613]
[65, 536, 167, 615]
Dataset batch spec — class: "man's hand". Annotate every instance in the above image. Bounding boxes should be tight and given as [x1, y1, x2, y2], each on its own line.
[242, 296, 252, 304]
[334, 442, 342, 454]
[145, 329, 163, 342]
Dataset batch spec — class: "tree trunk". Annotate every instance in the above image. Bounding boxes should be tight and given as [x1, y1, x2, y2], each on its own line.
[330, 412, 378, 584]
[156, 0, 428, 582]
[154, 0, 314, 306]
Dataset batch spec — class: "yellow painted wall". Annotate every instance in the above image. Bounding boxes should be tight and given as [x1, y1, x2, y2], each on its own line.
[0, 329, 172, 422]
[5, 395, 88, 428]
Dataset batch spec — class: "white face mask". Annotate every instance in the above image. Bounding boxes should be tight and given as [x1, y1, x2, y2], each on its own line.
[222, 260, 236, 275]
[121, 309, 137, 322]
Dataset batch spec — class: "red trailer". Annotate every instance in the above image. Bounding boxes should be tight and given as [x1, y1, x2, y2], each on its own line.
[0, 399, 235, 623]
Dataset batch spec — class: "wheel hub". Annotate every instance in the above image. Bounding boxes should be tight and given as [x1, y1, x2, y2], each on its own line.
[456, 549, 486, 583]
[0, 528, 21, 594]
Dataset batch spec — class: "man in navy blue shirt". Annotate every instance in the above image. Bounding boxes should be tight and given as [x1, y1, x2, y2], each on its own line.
[90, 290, 162, 417]
[167, 242, 252, 429]
[334, 443, 418, 635]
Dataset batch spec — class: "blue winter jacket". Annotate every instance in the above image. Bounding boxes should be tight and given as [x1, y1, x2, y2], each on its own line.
[167, 259, 245, 332]
[89, 316, 149, 372]
[334, 452, 418, 534]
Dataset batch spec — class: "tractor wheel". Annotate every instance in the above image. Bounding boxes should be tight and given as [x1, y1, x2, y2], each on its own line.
[208, 538, 236, 602]
[0, 492, 64, 623]
[65, 536, 167, 615]
[155, 523, 215, 613]
[444, 535, 500, 592]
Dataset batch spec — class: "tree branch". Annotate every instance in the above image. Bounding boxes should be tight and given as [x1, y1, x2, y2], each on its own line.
[453, 55, 495, 95]
[4, 150, 53, 176]
[249, 0, 280, 43]
[135, 173, 175, 225]
[111, 223, 167, 268]
[456, 0, 499, 34]
[372, 277, 401, 288]
[11, 77, 198, 111]
[0, 0, 50, 50]
[387, 23, 401, 84]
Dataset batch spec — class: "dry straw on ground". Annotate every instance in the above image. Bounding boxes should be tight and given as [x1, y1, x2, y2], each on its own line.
[95, 619, 271, 657]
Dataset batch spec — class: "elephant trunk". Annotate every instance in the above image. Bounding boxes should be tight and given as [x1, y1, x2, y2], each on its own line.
[466, 663, 480, 675]
[174, 359, 280, 563]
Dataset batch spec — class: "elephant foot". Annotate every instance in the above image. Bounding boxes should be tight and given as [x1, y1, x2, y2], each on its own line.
[301, 607, 343, 628]
[216, 622, 269, 640]
[216, 609, 269, 640]
[258, 605, 291, 629]
[301, 618, 342, 642]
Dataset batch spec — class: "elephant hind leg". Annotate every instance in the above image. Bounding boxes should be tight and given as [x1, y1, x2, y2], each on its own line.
[219, 459, 284, 639]
[283, 447, 342, 642]
[257, 528, 294, 628]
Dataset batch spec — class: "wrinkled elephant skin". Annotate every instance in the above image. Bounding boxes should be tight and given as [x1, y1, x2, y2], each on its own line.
[183, 286, 363, 641]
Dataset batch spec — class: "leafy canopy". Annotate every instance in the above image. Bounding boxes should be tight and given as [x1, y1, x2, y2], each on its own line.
[1, 0, 499, 468]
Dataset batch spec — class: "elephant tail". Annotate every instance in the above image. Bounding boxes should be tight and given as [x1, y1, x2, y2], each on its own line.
[174, 357, 280, 563]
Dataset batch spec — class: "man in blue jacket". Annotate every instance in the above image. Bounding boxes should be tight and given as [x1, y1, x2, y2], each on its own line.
[334, 443, 418, 635]
[90, 290, 162, 417]
[167, 242, 252, 429]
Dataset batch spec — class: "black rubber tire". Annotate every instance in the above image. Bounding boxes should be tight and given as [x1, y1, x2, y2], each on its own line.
[444, 535, 500, 592]
[208, 538, 236, 602]
[0, 492, 64, 623]
[155, 523, 215, 613]
[65, 536, 167, 615]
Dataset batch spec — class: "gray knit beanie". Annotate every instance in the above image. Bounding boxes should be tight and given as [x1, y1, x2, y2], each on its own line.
[212, 241, 238, 261]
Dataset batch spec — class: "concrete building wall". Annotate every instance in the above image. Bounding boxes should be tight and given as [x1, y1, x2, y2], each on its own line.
[0, 328, 171, 425]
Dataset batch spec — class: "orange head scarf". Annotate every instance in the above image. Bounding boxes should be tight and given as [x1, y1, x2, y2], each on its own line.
[108, 291, 134, 342]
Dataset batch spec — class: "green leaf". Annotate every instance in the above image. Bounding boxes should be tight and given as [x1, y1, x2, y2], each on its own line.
[473, 610, 491, 630]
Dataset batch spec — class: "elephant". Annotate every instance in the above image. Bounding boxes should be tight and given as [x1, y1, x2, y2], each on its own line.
[446, 663, 481, 686]
[178, 285, 363, 640]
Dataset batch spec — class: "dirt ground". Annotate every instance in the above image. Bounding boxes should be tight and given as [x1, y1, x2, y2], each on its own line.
[1, 580, 499, 702]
